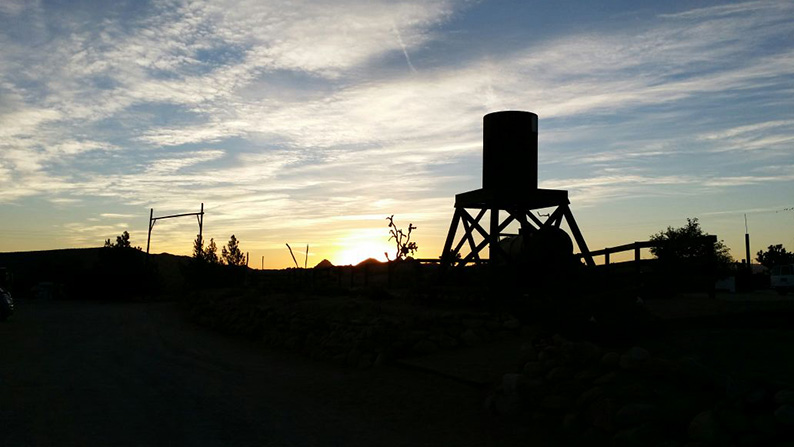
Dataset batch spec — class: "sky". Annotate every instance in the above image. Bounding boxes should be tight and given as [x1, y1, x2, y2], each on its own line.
[1, 0, 792, 268]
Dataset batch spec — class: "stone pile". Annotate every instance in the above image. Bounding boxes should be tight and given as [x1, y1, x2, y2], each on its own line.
[486, 334, 794, 446]
[186, 289, 525, 368]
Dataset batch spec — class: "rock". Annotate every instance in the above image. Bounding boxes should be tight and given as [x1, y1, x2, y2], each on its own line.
[620, 347, 650, 370]
[627, 346, 651, 361]
[485, 393, 522, 416]
[775, 404, 794, 426]
[373, 353, 386, 367]
[615, 403, 659, 428]
[617, 383, 655, 402]
[580, 427, 611, 445]
[677, 357, 715, 386]
[523, 361, 544, 378]
[518, 378, 547, 404]
[542, 359, 561, 372]
[689, 410, 727, 444]
[641, 357, 675, 376]
[562, 413, 580, 434]
[461, 318, 485, 329]
[541, 394, 572, 411]
[575, 368, 602, 384]
[437, 334, 458, 349]
[546, 366, 575, 383]
[713, 401, 751, 434]
[612, 424, 660, 447]
[519, 344, 538, 363]
[503, 373, 547, 403]
[775, 389, 794, 405]
[571, 342, 602, 366]
[594, 371, 618, 385]
[473, 326, 491, 342]
[346, 349, 361, 366]
[538, 346, 559, 362]
[503, 319, 521, 330]
[485, 320, 501, 331]
[585, 397, 617, 432]
[745, 387, 769, 407]
[502, 373, 526, 397]
[601, 352, 620, 369]
[357, 354, 373, 369]
[576, 386, 605, 410]
[460, 329, 482, 346]
[753, 412, 778, 436]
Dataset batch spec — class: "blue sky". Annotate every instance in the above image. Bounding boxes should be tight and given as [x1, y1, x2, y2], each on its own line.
[1, 0, 792, 267]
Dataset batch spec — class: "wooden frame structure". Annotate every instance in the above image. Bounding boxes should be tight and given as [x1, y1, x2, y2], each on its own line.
[441, 188, 595, 268]
[146, 203, 204, 261]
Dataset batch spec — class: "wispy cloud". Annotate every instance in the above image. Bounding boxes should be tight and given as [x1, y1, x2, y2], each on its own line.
[1, 0, 793, 264]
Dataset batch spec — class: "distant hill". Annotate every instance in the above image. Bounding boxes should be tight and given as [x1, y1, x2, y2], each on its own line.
[0, 248, 193, 299]
[356, 258, 383, 267]
[314, 259, 334, 269]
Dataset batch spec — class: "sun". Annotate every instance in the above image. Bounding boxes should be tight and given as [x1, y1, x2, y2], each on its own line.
[334, 242, 392, 266]
[332, 231, 393, 266]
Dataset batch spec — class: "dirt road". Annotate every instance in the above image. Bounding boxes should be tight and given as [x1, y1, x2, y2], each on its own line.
[0, 299, 543, 446]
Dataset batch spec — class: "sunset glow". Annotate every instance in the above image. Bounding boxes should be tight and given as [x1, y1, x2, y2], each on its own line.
[1, 1, 792, 266]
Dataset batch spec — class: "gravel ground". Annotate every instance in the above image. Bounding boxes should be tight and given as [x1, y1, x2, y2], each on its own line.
[0, 299, 550, 447]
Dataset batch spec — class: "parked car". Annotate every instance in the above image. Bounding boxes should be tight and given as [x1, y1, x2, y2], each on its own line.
[0, 286, 13, 321]
[771, 264, 794, 295]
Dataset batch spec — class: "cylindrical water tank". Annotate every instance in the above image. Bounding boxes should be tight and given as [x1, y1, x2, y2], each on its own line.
[482, 111, 538, 192]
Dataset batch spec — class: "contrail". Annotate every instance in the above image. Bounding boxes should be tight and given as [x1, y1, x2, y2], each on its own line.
[393, 26, 417, 74]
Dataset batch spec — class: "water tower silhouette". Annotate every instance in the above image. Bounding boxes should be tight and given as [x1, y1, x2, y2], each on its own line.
[440, 111, 595, 268]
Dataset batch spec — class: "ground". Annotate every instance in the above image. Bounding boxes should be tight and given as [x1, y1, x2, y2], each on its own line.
[2, 290, 793, 446]
[0, 299, 548, 446]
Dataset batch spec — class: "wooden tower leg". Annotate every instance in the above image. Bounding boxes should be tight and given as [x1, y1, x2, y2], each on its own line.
[562, 205, 595, 267]
[441, 207, 463, 267]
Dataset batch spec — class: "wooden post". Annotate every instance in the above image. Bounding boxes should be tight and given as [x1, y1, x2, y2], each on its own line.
[489, 208, 499, 264]
[562, 205, 595, 267]
[441, 208, 461, 264]
[198, 202, 203, 247]
[146, 208, 153, 261]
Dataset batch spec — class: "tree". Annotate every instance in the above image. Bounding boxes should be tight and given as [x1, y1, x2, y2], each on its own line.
[757, 244, 794, 268]
[222, 234, 246, 266]
[386, 215, 418, 260]
[649, 218, 732, 268]
[104, 231, 135, 249]
[193, 235, 220, 264]
[206, 238, 220, 264]
[193, 234, 205, 261]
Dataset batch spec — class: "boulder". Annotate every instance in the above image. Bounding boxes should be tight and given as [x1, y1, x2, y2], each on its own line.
[503, 319, 521, 330]
[546, 366, 575, 383]
[601, 352, 620, 369]
[615, 403, 660, 428]
[775, 389, 794, 405]
[585, 397, 617, 432]
[522, 361, 543, 378]
[460, 328, 482, 346]
[775, 404, 794, 427]
[689, 410, 727, 444]
[411, 339, 439, 355]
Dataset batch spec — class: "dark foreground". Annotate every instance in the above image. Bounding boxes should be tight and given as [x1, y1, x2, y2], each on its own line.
[0, 299, 545, 446]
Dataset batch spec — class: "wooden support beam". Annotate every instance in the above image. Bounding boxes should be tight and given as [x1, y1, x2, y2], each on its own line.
[562, 205, 595, 267]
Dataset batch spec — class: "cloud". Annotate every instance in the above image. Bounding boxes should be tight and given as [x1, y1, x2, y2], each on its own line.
[2, 0, 793, 262]
[145, 149, 226, 174]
